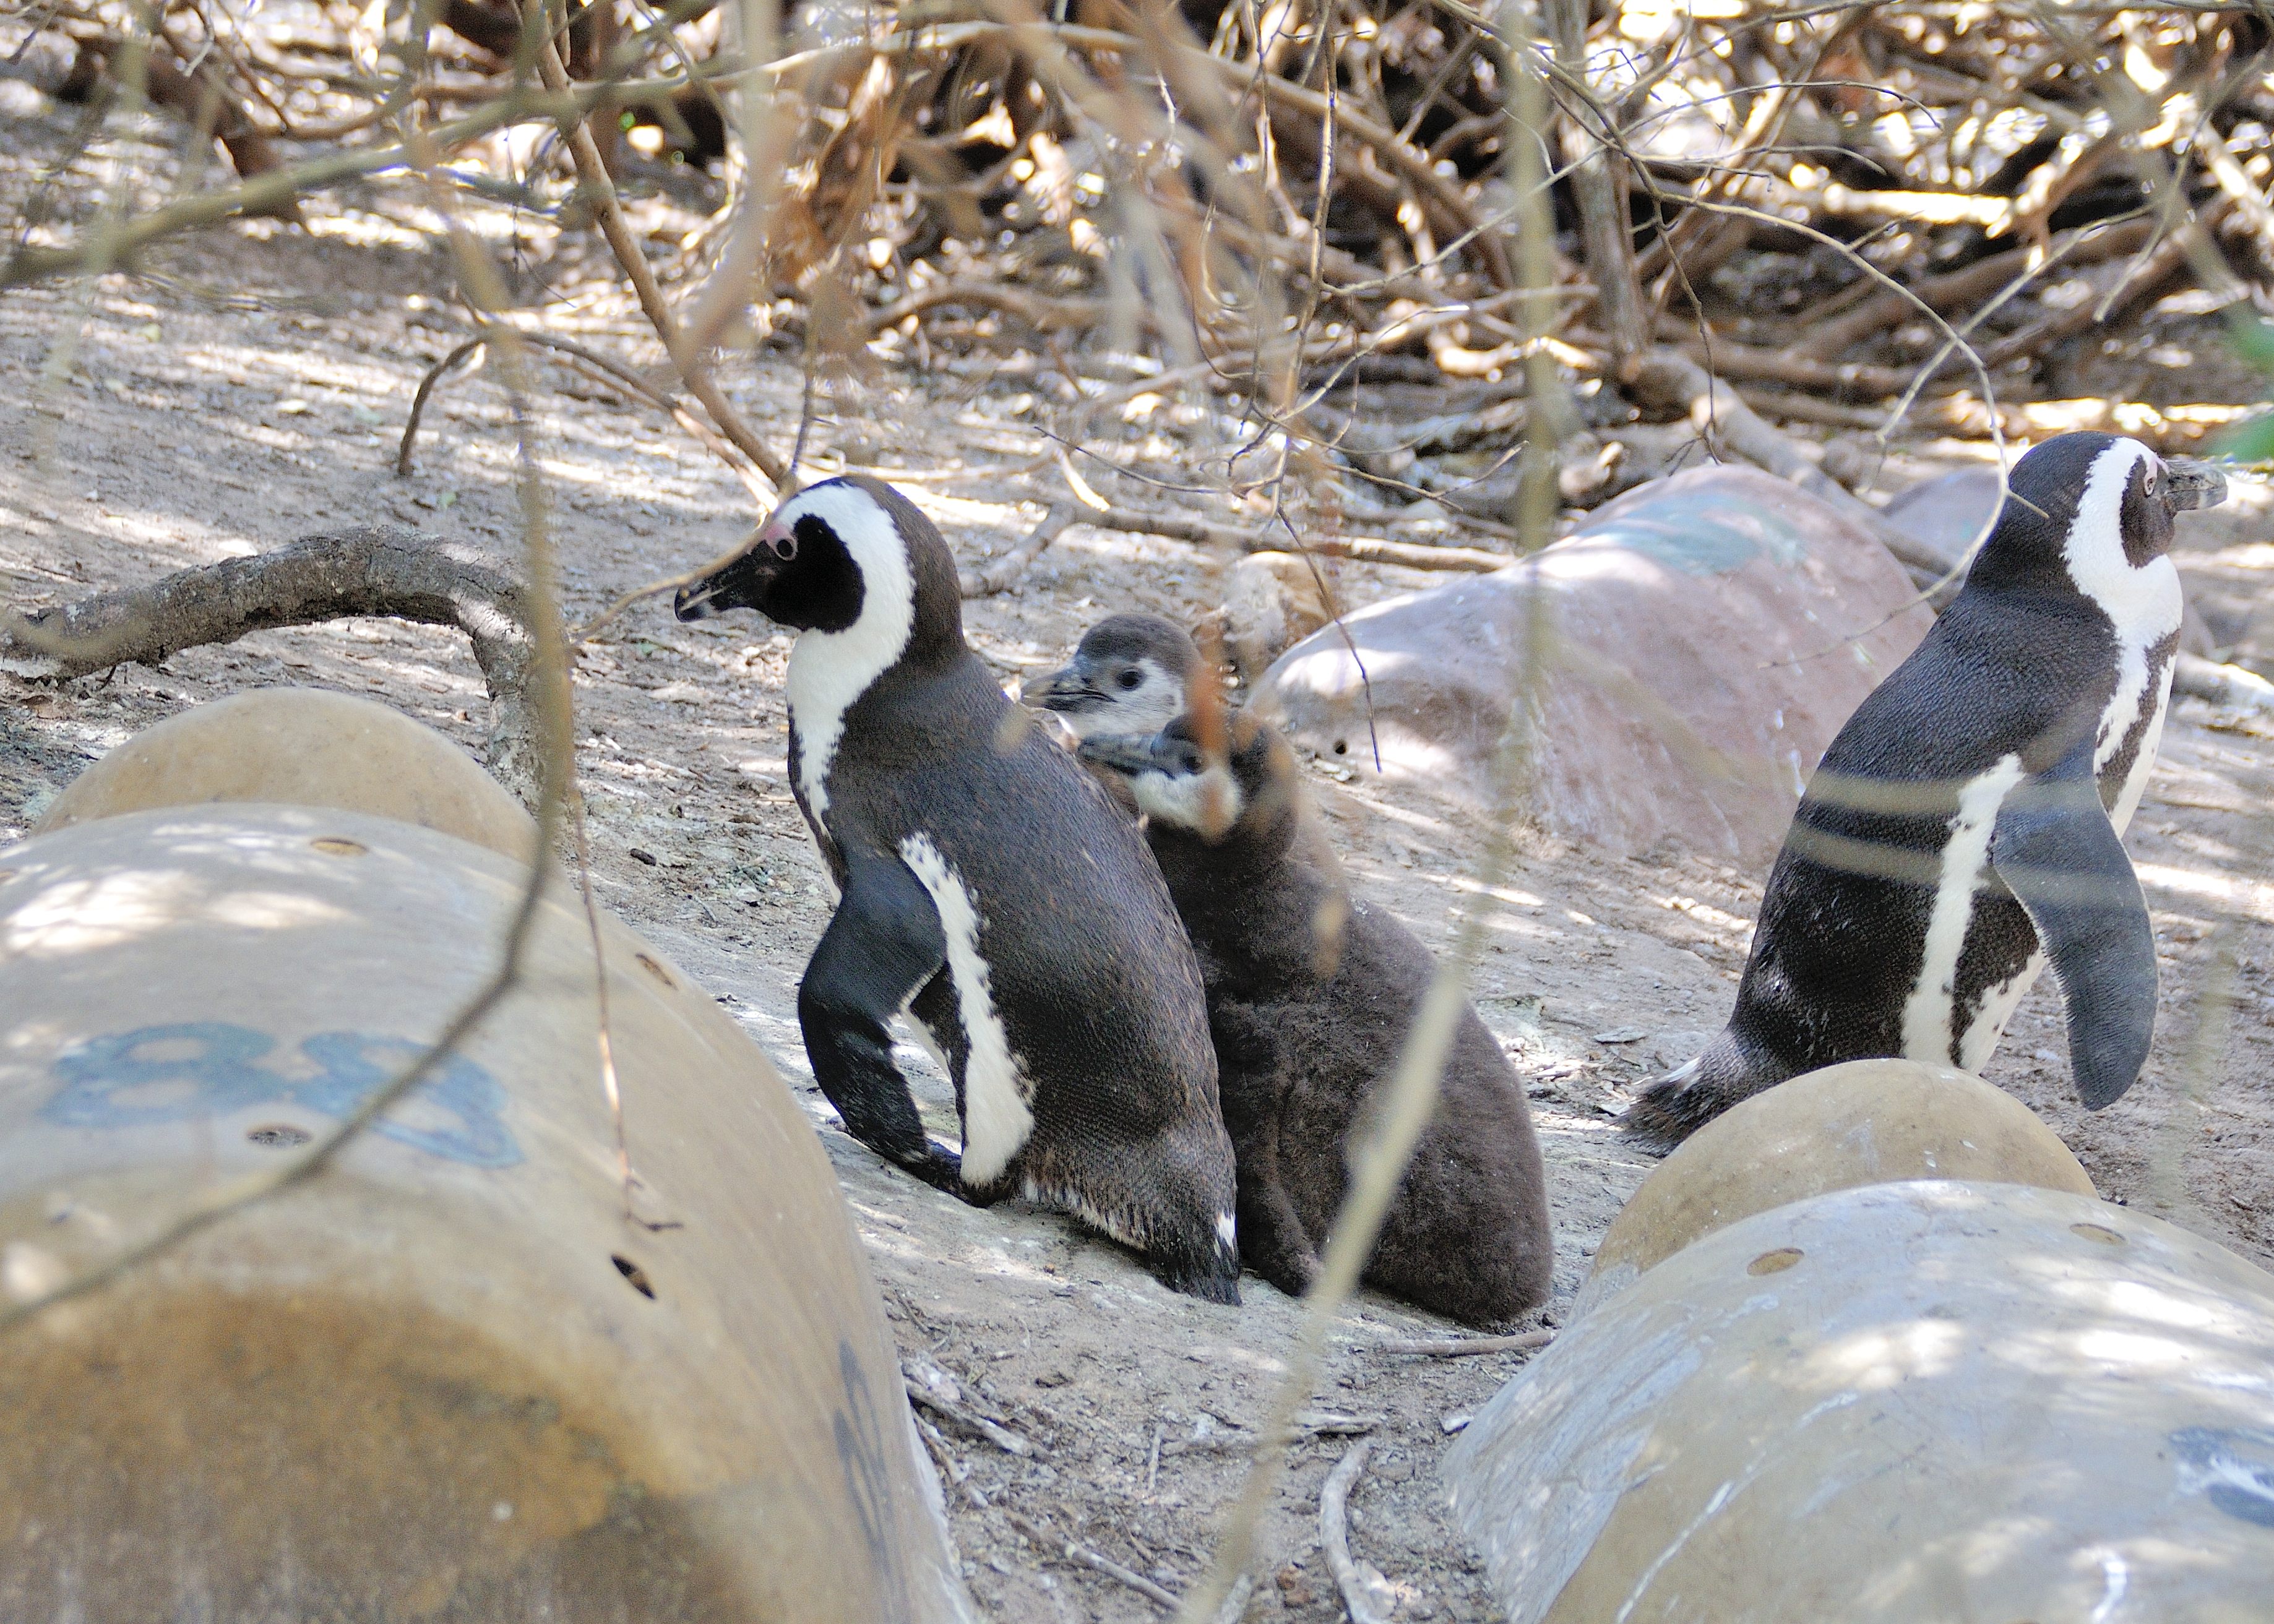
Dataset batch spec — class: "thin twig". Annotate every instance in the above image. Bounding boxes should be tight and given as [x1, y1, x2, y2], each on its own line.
[915, 1412, 989, 1509]
[1173, 8, 1568, 1613]
[569, 786, 665, 1229]
[1364, 1329, 1553, 1357]
[1007, 1512, 1182, 1613]
[1320, 1439, 1392, 1624]
[531, 25, 790, 492]
[397, 335, 487, 474]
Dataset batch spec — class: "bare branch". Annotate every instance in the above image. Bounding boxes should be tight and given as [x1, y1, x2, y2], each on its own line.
[2, 528, 542, 799]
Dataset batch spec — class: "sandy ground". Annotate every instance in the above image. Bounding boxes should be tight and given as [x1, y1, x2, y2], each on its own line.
[5, 84, 2273, 1624]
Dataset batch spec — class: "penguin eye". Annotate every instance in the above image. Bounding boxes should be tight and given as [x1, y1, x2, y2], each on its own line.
[1118, 668, 1143, 690]
[769, 533, 798, 562]
[2143, 468, 2159, 497]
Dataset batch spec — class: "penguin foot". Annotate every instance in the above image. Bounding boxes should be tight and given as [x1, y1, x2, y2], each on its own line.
[896, 1141, 964, 1194]
[1136, 1208, 1244, 1305]
[1617, 1088, 1707, 1151]
[1619, 1050, 1719, 1137]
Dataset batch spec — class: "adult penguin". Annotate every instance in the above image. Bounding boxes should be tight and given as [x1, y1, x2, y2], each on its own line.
[675, 477, 1242, 1302]
[1626, 432, 2224, 1144]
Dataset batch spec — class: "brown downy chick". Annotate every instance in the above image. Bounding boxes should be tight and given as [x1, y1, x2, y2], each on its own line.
[1033, 612, 1342, 877]
[1080, 710, 1554, 1326]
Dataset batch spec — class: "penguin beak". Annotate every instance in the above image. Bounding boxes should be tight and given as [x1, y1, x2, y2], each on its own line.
[2162, 459, 2228, 513]
[1075, 733, 1168, 776]
[673, 523, 786, 622]
[671, 578, 724, 621]
[1027, 663, 1094, 712]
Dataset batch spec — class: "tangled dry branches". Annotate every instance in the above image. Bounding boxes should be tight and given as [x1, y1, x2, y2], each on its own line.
[6, 1, 2272, 541]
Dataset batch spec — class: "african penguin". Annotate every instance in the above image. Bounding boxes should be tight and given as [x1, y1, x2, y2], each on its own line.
[1626, 432, 2225, 1144]
[674, 477, 1243, 1303]
[1079, 703, 1554, 1326]
[1025, 611, 1205, 744]
[1032, 613, 1345, 875]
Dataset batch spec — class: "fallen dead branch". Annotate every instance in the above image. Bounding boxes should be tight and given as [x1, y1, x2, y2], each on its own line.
[1630, 348, 1861, 512]
[903, 1372, 1042, 1458]
[960, 502, 1075, 598]
[0, 527, 542, 798]
[1750, 388, 2262, 452]
[1078, 509, 1514, 575]
[1161, 1409, 1382, 1455]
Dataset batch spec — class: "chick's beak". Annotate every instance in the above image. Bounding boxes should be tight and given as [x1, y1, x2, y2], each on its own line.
[1026, 663, 1093, 712]
[1075, 732, 1167, 776]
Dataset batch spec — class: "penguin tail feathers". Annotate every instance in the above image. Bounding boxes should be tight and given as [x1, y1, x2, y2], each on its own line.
[1620, 1031, 1788, 1149]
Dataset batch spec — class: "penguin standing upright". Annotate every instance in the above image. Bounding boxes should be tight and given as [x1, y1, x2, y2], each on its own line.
[674, 478, 1242, 1302]
[1627, 432, 2224, 1143]
[1051, 618, 1554, 1325]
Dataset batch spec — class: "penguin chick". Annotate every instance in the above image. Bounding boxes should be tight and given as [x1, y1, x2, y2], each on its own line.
[1080, 710, 1554, 1326]
[674, 477, 1241, 1303]
[1025, 612, 1211, 744]
[1035, 612, 1344, 877]
[1627, 433, 2226, 1145]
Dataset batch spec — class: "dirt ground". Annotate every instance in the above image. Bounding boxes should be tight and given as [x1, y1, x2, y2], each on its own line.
[4, 85, 2273, 1624]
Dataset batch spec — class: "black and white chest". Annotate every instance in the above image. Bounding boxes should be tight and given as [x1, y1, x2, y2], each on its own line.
[1901, 435, 2184, 1075]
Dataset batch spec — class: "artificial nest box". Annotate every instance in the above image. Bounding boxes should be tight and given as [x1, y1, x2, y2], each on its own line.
[1578, 1057, 2096, 1315]
[0, 694, 975, 1623]
[34, 685, 536, 859]
[1448, 1179, 2274, 1624]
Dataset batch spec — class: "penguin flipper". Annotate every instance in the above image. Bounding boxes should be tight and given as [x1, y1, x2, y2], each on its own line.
[798, 853, 963, 1188]
[1989, 755, 2158, 1110]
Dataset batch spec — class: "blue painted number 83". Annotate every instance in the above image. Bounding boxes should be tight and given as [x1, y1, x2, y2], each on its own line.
[43, 1023, 523, 1169]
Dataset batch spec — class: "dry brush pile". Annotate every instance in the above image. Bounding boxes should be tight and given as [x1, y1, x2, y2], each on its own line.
[7, 0, 2274, 546]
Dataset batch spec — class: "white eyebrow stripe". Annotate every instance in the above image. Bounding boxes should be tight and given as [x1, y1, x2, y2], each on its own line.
[781, 483, 915, 825]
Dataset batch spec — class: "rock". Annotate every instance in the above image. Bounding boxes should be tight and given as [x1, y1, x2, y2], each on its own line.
[1447, 1180, 2274, 1624]
[1253, 465, 1935, 866]
[1219, 551, 1337, 682]
[1577, 1059, 2094, 1317]
[0, 789, 974, 1620]
[1876, 464, 2004, 577]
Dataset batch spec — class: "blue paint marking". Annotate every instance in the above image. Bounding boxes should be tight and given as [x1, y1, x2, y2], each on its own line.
[48, 1023, 282, 1125]
[41, 1023, 523, 1169]
[298, 1033, 521, 1168]
[2173, 1425, 2274, 1529]
[1579, 489, 1810, 576]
